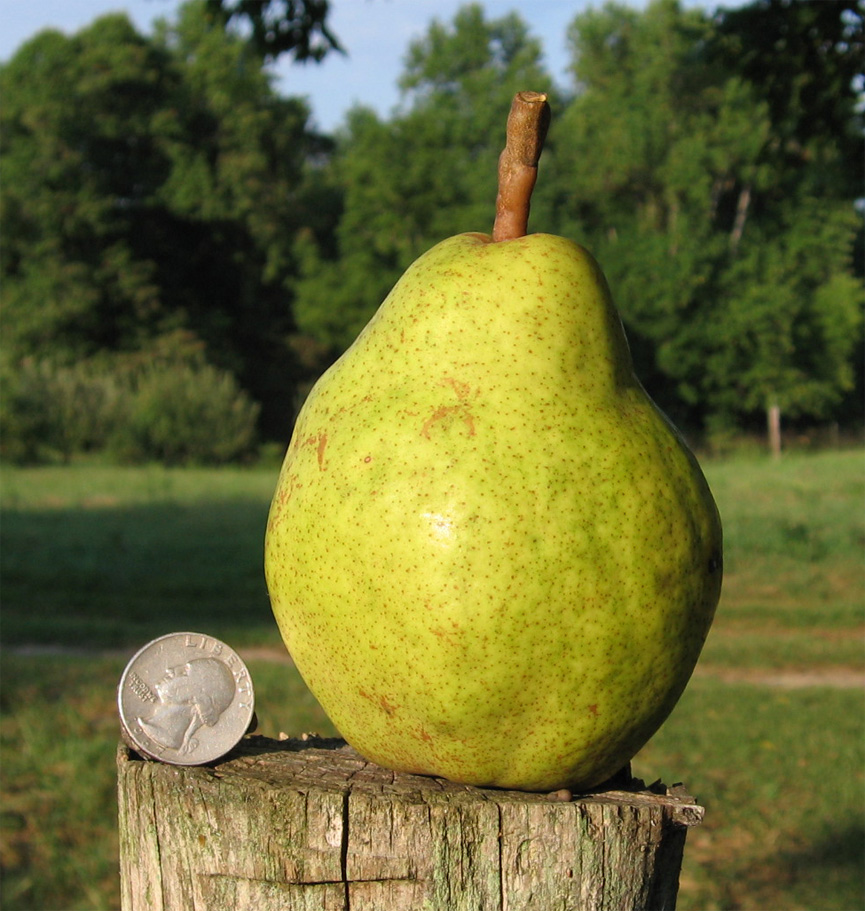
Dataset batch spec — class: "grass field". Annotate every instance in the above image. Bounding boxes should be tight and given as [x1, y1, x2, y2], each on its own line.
[1, 449, 863, 910]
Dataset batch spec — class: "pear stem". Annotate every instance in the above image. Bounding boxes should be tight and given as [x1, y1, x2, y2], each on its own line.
[491, 91, 551, 243]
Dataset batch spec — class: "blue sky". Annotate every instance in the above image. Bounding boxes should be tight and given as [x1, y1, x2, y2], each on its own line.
[0, 0, 731, 133]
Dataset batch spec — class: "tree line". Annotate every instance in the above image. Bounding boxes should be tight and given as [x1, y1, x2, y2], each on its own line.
[1, 0, 862, 463]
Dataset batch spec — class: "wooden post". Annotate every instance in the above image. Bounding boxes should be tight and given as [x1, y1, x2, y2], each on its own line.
[117, 735, 703, 911]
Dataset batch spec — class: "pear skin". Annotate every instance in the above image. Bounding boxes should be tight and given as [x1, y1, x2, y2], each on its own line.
[265, 232, 722, 792]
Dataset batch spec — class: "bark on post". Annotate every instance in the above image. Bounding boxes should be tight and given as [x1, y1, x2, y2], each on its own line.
[117, 735, 703, 911]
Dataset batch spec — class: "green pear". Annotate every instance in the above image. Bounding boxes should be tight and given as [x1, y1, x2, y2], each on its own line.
[264, 98, 721, 793]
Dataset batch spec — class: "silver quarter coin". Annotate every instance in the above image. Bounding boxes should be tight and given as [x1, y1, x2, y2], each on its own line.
[118, 632, 255, 766]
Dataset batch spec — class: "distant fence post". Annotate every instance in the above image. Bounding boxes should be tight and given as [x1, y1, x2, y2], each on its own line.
[117, 735, 703, 911]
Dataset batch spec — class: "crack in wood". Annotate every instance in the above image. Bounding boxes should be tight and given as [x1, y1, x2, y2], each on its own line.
[148, 769, 168, 911]
[496, 803, 505, 911]
[200, 873, 418, 887]
[340, 788, 351, 910]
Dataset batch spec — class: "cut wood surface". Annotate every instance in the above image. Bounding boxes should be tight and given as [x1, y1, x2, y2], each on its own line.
[117, 734, 704, 911]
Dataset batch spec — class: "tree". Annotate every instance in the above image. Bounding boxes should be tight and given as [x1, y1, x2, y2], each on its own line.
[292, 3, 552, 352]
[1, 16, 177, 362]
[151, 0, 331, 433]
[554, 0, 862, 445]
[549, 0, 770, 425]
[704, 0, 864, 448]
[0, 0, 329, 440]
[711, 0, 863, 202]
[4, 0, 860, 457]
[703, 200, 861, 456]
[204, 0, 342, 61]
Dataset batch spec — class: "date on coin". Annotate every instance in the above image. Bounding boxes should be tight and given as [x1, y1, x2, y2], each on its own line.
[118, 632, 255, 766]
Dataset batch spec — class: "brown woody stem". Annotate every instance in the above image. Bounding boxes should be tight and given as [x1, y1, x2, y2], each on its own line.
[491, 91, 551, 243]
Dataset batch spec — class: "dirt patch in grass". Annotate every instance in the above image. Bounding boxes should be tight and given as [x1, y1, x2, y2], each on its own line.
[695, 664, 865, 689]
[8, 644, 863, 689]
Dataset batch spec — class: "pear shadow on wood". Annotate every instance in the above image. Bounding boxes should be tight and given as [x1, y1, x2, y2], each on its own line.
[219, 734, 683, 802]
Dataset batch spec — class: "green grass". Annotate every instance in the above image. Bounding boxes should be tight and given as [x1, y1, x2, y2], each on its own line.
[634, 681, 864, 911]
[1, 450, 863, 910]
[706, 450, 864, 614]
[0, 465, 280, 648]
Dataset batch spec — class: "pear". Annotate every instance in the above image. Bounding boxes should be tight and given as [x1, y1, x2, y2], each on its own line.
[265, 93, 722, 792]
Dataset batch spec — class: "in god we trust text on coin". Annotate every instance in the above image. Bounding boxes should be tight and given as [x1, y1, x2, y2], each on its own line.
[118, 632, 255, 766]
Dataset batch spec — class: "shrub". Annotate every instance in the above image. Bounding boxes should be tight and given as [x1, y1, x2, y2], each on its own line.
[0, 356, 260, 465]
[0, 359, 121, 463]
[0, 359, 55, 463]
[108, 360, 260, 465]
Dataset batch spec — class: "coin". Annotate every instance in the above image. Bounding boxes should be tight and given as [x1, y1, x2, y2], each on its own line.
[118, 632, 255, 766]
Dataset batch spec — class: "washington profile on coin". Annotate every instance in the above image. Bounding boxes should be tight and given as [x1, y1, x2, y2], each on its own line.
[118, 632, 255, 766]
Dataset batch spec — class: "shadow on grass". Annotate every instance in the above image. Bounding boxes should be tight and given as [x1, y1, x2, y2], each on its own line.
[0, 498, 283, 649]
[712, 822, 865, 911]
[774, 823, 865, 908]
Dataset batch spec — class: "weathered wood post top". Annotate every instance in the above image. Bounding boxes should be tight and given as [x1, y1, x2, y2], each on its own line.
[118, 734, 703, 911]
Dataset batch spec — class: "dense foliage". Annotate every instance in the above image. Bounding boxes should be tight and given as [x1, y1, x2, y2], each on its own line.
[1, 0, 862, 462]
